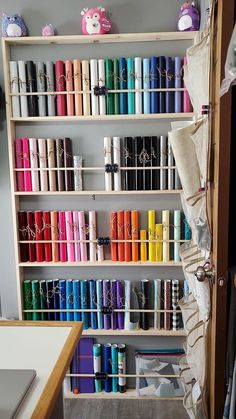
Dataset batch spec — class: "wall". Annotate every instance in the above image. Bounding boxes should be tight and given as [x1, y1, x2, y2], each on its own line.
[0, 0, 185, 320]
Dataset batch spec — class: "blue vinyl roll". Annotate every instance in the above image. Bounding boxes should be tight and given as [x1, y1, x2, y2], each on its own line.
[59, 279, 66, 321]
[80, 280, 89, 329]
[52, 279, 60, 321]
[73, 279, 81, 321]
[66, 279, 74, 321]
[166, 57, 174, 113]
[150, 57, 158, 113]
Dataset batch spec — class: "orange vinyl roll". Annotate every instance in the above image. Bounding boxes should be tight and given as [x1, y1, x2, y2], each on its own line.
[50, 211, 59, 262]
[65, 60, 74, 116]
[73, 59, 83, 116]
[124, 210, 131, 262]
[131, 210, 139, 262]
[117, 210, 124, 262]
[110, 211, 117, 261]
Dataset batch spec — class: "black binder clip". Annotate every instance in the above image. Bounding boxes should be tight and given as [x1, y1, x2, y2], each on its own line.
[101, 306, 113, 315]
[201, 104, 210, 115]
[97, 237, 110, 246]
[105, 163, 119, 173]
[93, 85, 108, 96]
[95, 372, 108, 381]
[99, 86, 108, 96]
[93, 85, 100, 96]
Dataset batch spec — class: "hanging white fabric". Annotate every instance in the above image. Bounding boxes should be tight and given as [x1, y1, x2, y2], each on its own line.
[220, 23, 236, 96]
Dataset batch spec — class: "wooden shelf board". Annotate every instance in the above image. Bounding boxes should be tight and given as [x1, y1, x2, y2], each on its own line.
[64, 390, 183, 400]
[10, 113, 195, 122]
[4, 32, 198, 46]
[19, 261, 182, 267]
[82, 328, 186, 337]
[14, 190, 182, 196]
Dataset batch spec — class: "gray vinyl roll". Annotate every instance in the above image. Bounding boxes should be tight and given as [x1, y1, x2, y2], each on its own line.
[36, 62, 47, 116]
[45, 61, 56, 116]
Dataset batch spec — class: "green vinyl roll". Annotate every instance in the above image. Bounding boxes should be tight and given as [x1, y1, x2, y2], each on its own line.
[32, 280, 40, 320]
[113, 59, 120, 115]
[23, 280, 32, 320]
[105, 59, 114, 115]
[39, 280, 47, 321]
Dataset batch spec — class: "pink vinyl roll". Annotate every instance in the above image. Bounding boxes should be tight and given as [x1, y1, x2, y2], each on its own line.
[89, 210, 96, 262]
[65, 60, 74, 116]
[73, 211, 81, 262]
[65, 210, 75, 262]
[183, 57, 192, 113]
[22, 137, 32, 191]
[78, 211, 87, 262]
[15, 138, 24, 191]
[58, 211, 67, 262]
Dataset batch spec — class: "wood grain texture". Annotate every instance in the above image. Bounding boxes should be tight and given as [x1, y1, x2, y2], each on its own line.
[208, 1, 234, 418]
[4, 32, 197, 45]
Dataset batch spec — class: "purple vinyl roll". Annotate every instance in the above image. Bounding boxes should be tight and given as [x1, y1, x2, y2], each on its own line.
[116, 280, 124, 329]
[103, 280, 111, 329]
[111, 279, 118, 330]
[174, 57, 182, 113]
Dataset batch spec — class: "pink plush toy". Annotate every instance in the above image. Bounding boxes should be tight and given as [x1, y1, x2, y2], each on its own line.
[81, 7, 111, 35]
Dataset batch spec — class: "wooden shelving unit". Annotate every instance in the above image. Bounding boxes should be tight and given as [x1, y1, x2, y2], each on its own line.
[2, 31, 196, 399]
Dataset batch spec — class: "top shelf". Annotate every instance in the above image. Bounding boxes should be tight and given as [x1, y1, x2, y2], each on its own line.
[3, 31, 199, 46]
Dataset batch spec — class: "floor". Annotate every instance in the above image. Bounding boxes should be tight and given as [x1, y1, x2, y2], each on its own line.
[64, 399, 189, 419]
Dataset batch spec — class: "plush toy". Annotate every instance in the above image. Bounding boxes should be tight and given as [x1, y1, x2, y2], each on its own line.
[2, 13, 27, 37]
[81, 7, 111, 35]
[177, 2, 200, 32]
[42, 24, 55, 36]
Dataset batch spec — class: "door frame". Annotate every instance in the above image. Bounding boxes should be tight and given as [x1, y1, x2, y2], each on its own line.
[209, 1, 234, 418]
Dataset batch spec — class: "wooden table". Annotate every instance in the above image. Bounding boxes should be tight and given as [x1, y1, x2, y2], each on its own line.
[0, 321, 82, 419]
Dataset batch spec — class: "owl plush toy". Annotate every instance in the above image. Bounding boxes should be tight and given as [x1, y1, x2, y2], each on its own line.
[2, 13, 27, 37]
[81, 7, 111, 35]
[177, 2, 200, 31]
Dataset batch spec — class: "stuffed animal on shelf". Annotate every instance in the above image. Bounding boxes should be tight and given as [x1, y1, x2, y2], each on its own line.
[177, 2, 200, 32]
[42, 24, 55, 36]
[2, 13, 27, 37]
[81, 7, 111, 35]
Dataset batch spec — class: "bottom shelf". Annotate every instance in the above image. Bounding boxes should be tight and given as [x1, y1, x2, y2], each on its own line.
[82, 328, 186, 336]
[65, 390, 183, 400]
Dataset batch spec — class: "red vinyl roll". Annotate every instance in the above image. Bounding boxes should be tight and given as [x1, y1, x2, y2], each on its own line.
[26, 211, 35, 262]
[110, 211, 117, 261]
[18, 211, 29, 262]
[34, 210, 44, 262]
[55, 60, 66, 116]
[43, 211, 52, 262]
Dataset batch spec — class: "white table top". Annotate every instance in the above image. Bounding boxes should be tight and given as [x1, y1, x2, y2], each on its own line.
[0, 323, 81, 419]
